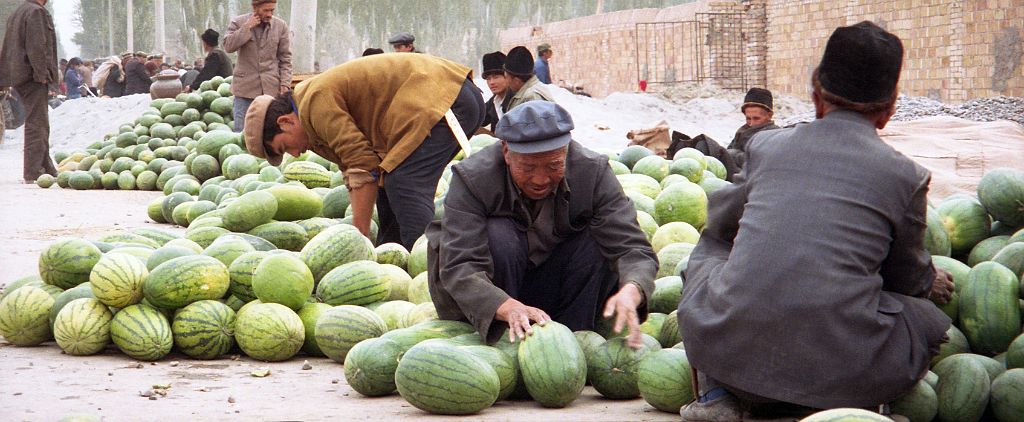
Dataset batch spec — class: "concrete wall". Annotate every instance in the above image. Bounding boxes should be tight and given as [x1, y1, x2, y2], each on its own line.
[499, 0, 1024, 102]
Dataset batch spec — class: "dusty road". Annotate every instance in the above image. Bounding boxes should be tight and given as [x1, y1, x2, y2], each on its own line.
[0, 145, 680, 421]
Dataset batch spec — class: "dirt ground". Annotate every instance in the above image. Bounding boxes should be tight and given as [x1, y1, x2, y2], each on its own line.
[0, 146, 684, 421]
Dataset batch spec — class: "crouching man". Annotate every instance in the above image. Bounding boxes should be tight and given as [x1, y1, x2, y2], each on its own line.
[426, 101, 658, 345]
[677, 21, 953, 421]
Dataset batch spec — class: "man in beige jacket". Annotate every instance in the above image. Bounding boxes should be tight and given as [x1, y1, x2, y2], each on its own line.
[224, 0, 292, 132]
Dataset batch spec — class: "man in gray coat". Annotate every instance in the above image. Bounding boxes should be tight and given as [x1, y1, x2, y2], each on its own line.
[0, 0, 59, 183]
[677, 21, 953, 421]
[504, 46, 555, 112]
[224, 0, 292, 132]
[426, 101, 657, 346]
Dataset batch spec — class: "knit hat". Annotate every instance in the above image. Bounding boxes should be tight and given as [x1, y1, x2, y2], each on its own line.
[817, 21, 904, 103]
[741, 88, 773, 113]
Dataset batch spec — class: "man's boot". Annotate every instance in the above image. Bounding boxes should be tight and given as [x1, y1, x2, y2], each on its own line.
[680, 387, 743, 422]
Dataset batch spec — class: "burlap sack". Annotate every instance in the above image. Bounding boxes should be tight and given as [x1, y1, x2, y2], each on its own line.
[627, 120, 671, 157]
[879, 117, 1024, 200]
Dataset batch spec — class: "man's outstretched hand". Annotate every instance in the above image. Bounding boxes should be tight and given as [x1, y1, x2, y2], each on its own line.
[495, 298, 550, 343]
[929, 268, 955, 305]
[603, 283, 644, 349]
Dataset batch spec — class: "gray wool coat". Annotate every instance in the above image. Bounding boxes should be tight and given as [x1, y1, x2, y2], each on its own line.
[678, 110, 950, 408]
[426, 141, 658, 343]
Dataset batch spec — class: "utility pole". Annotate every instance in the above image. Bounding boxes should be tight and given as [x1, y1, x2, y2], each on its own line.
[290, 0, 317, 73]
[126, 0, 134, 53]
[154, 0, 166, 56]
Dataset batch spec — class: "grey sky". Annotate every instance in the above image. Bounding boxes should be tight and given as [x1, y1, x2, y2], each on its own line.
[52, 0, 81, 57]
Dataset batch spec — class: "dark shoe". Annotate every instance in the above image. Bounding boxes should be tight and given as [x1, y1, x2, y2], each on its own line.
[680, 390, 743, 422]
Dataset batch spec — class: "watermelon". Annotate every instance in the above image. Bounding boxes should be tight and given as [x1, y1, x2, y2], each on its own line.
[656, 243, 694, 278]
[202, 235, 257, 267]
[659, 310, 682, 348]
[226, 251, 268, 302]
[317, 260, 389, 306]
[635, 210, 659, 241]
[395, 342, 499, 415]
[935, 357, 991, 422]
[704, 156, 727, 180]
[53, 298, 113, 356]
[0, 286, 55, 346]
[609, 160, 630, 175]
[39, 238, 104, 289]
[461, 345, 518, 401]
[651, 223, 699, 254]
[637, 348, 694, 413]
[172, 300, 237, 359]
[937, 197, 992, 256]
[802, 409, 893, 421]
[405, 273, 431, 305]
[968, 235, 1012, 266]
[932, 255, 971, 294]
[400, 302, 438, 327]
[89, 253, 148, 308]
[575, 330, 606, 361]
[518, 321, 587, 408]
[669, 158, 704, 183]
[296, 302, 332, 356]
[234, 302, 304, 361]
[222, 190, 278, 232]
[932, 324, 971, 366]
[371, 300, 417, 331]
[977, 168, 1024, 227]
[266, 185, 323, 221]
[625, 189, 656, 215]
[617, 174, 661, 199]
[315, 305, 389, 363]
[989, 368, 1024, 422]
[959, 262, 1021, 355]
[375, 243, 410, 270]
[110, 304, 173, 361]
[408, 236, 429, 277]
[186, 226, 230, 249]
[48, 283, 95, 330]
[252, 254, 314, 311]
[1008, 334, 1024, 369]
[587, 336, 650, 399]
[618, 145, 653, 169]
[891, 379, 938, 422]
[344, 337, 405, 396]
[321, 187, 351, 218]
[925, 206, 952, 257]
[300, 224, 375, 282]
[67, 171, 94, 190]
[992, 242, 1024, 277]
[632, 156, 670, 181]
[284, 161, 331, 189]
[650, 276, 684, 314]
[380, 264, 413, 301]
[144, 256, 230, 309]
[247, 221, 308, 251]
[146, 246, 198, 271]
[654, 181, 707, 228]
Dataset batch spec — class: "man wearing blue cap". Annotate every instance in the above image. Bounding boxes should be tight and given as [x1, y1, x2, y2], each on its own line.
[676, 21, 953, 421]
[426, 101, 658, 347]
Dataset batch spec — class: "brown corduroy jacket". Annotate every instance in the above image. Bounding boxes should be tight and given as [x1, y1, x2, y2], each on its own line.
[224, 14, 292, 98]
[0, 0, 58, 89]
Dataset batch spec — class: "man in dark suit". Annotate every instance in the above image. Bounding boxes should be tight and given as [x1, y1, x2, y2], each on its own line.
[189, 29, 234, 92]
[479, 51, 512, 132]
[677, 21, 954, 421]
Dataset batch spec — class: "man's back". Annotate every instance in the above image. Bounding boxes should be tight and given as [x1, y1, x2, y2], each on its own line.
[0, 1, 58, 88]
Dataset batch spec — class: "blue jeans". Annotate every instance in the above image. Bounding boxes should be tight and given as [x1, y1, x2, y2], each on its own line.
[233, 96, 254, 132]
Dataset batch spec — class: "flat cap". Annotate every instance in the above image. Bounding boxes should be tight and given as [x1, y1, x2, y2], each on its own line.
[388, 32, 415, 45]
[495, 102, 574, 154]
[243, 95, 283, 165]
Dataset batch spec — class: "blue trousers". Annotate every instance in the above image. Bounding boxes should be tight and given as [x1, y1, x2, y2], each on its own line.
[233, 96, 253, 132]
[486, 218, 618, 331]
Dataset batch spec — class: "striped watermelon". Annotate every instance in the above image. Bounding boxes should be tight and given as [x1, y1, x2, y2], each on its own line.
[371, 300, 417, 331]
[407, 236, 429, 277]
[146, 246, 198, 271]
[802, 409, 894, 421]
[299, 224, 375, 282]
[110, 304, 173, 361]
[226, 251, 269, 302]
[247, 221, 309, 252]
[144, 255, 230, 309]
[937, 197, 992, 256]
[637, 348, 694, 413]
[89, 253, 148, 308]
[935, 356, 990, 422]
[0, 286, 55, 346]
[202, 235, 257, 267]
[172, 300, 237, 359]
[315, 305, 388, 363]
[234, 302, 304, 362]
[296, 302, 332, 356]
[344, 337, 405, 396]
[39, 238, 104, 289]
[649, 276, 683, 314]
[380, 264, 412, 302]
[375, 243, 410, 270]
[959, 262, 1021, 355]
[222, 190, 278, 232]
[461, 345, 518, 401]
[588, 337, 651, 399]
[976, 168, 1024, 227]
[53, 298, 113, 356]
[395, 342, 500, 415]
[658, 310, 682, 347]
[252, 254, 313, 311]
[316, 260, 389, 306]
[518, 321, 587, 408]
[283, 161, 331, 189]
[990, 369, 1024, 422]
[406, 272, 430, 305]
[891, 379, 938, 422]
[266, 184, 323, 221]
[296, 217, 338, 240]
[400, 302, 438, 328]
[49, 283, 95, 330]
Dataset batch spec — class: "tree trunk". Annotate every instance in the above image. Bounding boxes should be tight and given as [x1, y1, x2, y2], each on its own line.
[126, 0, 134, 53]
[107, 0, 114, 55]
[154, 0, 166, 56]
[290, 0, 317, 74]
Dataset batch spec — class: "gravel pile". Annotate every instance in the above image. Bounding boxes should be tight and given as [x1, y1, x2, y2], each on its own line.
[782, 95, 1024, 126]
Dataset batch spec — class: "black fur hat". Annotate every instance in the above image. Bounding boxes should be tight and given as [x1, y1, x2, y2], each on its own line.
[818, 21, 904, 103]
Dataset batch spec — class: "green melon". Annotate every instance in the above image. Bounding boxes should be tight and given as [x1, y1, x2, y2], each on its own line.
[190, 154, 221, 182]
[375, 243, 410, 270]
[172, 299, 236, 359]
[222, 190, 278, 232]
[625, 189, 656, 215]
[636, 210, 659, 241]
[651, 222, 699, 253]
[48, 283, 95, 331]
[296, 302, 332, 357]
[247, 221, 308, 252]
[395, 342, 500, 415]
[658, 310, 682, 348]
[406, 272, 431, 305]
[632, 155, 670, 182]
[959, 262, 1021, 355]
[977, 168, 1024, 227]
[891, 379, 938, 422]
[252, 254, 314, 311]
[637, 347, 694, 413]
[66, 171, 93, 190]
[53, 298, 113, 356]
[0, 286, 55, 346]
[587, 336, 651, 399]
[316, 260, 389, 306]
[143, 255, 230, 309]
[1008, 334, 1024, 369]
[226, 251, 269, 303]
[617, 173, 661, 199]
[609, 160, 631, 175]
[925, 206, 952, 257]
[371, 300, 417, 331]
[266, 184, 323, 221]
[400, 302, 438, 328]
[935, 357, 991, 422]
[656, 243, 694, 278]
[932, 255, 971, 294]
[300, 224, 375, 282]
[518, 321, 587, 408]
[802, 409, 894, 421]
[650, 276, 683, 314]
[344, 337, 405, 396]
[408, 236, 429, 277]
[968, 235, 1012, 266]
[185, 226, 230, 249]
[990, 368, 1024, 422]
[110, 304, 173, 361]
[461, 344, 518, 401]
[937, 197, 992, 256]
[669, 158, 704, 183]
[321, 187, 351, 218]
[39, 238, 103, 289]
[36, 174, 55, 188]
[315, 305, 389, 363]
[202, 235, 256, 268]
[618, 145, 653, 169]
[379, 264, 412, 301]
[992, 242, 1024, 277]
[283, 161, 331, 189]
[654, 181, 707, 228]
[931, 324, 970, 366]
[234, 302, 304, 361]
[89, 253, 148, 308]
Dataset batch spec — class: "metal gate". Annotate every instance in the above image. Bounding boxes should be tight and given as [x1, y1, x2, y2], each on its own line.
[635, 12, 748, 91]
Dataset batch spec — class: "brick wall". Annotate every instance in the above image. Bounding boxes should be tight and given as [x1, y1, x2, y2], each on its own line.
[499, 0, 1023, 102]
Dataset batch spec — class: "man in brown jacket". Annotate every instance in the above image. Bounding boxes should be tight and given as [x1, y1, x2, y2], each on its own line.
[0, 0, 59, 182]
[242, 54, 484, 249]
[224, 0, 292, 133]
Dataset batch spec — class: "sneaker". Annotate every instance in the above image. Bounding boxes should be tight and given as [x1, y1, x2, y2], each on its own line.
[680, 390, 743, 422]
